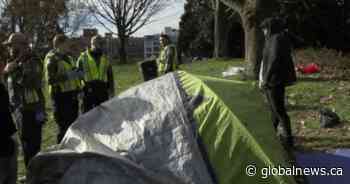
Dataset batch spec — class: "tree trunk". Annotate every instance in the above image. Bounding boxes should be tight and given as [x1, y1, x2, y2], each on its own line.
[220, 0, 279, 78]
[213, 0, 223, 58]
[119, 35, 128, 64]
[214, 0, 233, 58]
[241, 12, 264, 79]
[11, 15, 16, 32]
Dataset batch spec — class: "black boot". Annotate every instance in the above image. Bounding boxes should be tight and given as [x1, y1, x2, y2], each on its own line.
[277, 115, 294, 148]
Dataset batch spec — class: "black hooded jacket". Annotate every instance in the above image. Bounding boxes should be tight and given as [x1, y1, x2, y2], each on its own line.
[261, 18, 297, 87]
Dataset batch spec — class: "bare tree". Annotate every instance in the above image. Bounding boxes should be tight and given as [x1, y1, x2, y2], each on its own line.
[0, 0, 8, 59]
[0, 0, 16, 32]
[59, 0, 94, 36]
[0, 0, 92, 49]
[36, 0, 93, 48]
[0, 0, 64, 46]
[87, 0, 168, 63]
[0, 0, 8, 13]
[1, 0, 41, 34]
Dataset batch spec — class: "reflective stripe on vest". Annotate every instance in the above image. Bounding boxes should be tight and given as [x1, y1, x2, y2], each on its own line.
[57, 58, 81, 93]
[44, 54, 51, 94]
[24, 88, 39, 104]
[82, 51, 109, 83]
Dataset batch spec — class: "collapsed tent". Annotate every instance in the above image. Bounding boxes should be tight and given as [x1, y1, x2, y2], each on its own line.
[27, 71, 297, 184]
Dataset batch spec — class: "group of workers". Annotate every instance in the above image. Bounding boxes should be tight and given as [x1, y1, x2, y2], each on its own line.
[0, 31, 178, 183]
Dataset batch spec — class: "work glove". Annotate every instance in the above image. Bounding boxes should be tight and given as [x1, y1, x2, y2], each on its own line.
[66, 70, 84, 80]
[258, 80, 267, 90]
[65, 71, 75, 80]
[35, 109, 47, 124]
[4, 62, 18, 73]
[78, 91, 84, 100]
[252, 81, 258, 88]
[108, 88, 115, 99]
[76, 70, 85, 79]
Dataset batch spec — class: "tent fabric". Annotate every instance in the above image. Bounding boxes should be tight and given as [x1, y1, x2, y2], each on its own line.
[28, 73, 214, 184]
[178, 71, 297, 184]
[28, 150, 172, 184]
[28, 71, 296, 184]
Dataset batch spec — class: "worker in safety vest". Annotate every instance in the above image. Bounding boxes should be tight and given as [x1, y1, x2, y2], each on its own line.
[77, 35, 115, 113]
[157, 33, 178, 75]
[2, 33, 45, 168]
[44, 34, 82, 143]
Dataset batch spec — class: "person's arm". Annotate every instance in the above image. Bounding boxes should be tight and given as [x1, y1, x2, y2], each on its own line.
[75, 53, 86, 80]
[164, 46, 175, 73]
[264, 35, 283, 84]
[76, 54, 84, 72]
[46, 56, 68, 85]
[2, 62, 18, 75]
[107, 64, 115, 97]
[34, 59, 45, 106]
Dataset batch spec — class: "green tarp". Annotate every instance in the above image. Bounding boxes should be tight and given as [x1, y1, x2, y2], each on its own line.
[179, 71, 296, 184]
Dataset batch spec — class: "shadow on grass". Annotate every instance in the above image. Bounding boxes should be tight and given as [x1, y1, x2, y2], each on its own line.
[299, 76, 350, 82]
[287, 104, 320, 111]
[295, 136, 350, 152]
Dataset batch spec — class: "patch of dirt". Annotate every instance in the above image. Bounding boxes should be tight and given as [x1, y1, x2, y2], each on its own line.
[292, 106, 350, 151]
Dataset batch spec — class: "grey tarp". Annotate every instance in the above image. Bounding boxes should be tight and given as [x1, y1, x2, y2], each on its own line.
[28, 74, 215, 184]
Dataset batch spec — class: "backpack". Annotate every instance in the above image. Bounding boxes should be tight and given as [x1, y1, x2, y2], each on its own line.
[320, 108, 340, 128]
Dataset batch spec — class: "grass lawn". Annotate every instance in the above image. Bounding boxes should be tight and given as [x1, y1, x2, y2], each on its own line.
[17, 58, 350, 181]
[288, 76, 350, 151]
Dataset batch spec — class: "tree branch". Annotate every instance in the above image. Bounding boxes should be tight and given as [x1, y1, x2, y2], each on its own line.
[220, 0, 244, 13]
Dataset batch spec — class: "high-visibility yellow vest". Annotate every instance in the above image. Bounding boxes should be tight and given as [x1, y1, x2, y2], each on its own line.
[43, 55, 51, 94]
[157, 44, 178, 75]
[24, 88, 39, 104]
[80, 50, 109, 83]
[56, 59, 81, 92]
[44, 52, 80, 94]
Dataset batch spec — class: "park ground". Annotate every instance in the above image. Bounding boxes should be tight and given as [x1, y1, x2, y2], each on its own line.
[17, 49, 350, 181]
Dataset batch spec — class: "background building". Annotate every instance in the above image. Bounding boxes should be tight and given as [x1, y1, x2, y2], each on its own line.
[69, 29, 144, 62]
[144, 34, 160, 59]
[127, 37, 144, 59]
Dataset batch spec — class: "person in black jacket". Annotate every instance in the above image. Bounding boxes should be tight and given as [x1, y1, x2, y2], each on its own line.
[259, 17, 297, 148]
[0, 80, 17, 184]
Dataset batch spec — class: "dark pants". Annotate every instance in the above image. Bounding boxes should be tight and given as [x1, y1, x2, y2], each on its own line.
[0, 137, 17, 184]
[16, 109, 42, 167]
[82, 84, 109, 113]
[0, 150, 17, 184]
[53, 91, 79, 143]
[265, 86, 293, 145]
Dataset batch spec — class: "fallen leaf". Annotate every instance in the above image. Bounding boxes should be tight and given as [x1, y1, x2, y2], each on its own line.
[320, 95, 334, 104]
